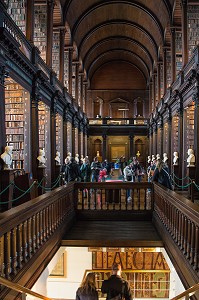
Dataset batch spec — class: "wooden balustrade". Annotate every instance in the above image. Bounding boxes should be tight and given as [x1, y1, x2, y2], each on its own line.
[0, 183, 75, 285]
[153, 183, 199, 273]
[74, 182, 153, 213]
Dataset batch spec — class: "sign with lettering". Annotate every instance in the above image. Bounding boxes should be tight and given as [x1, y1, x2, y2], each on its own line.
[92, 251, 169, 270]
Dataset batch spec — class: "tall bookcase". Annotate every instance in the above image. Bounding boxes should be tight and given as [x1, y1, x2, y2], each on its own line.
[34, 3, 47, 62]
[188, 5, 199, 59]
[64, 51, 69, 90]
[184, 105, 194, 154]
[172, 115, 179, 153]
[52, 31, 60, 78]
[56, 113, 63, 162]
[166, 51, 171, 87]
[5, 82, 30, 170]
[6, 0, 26, 34]
[175, 32, 183, 75]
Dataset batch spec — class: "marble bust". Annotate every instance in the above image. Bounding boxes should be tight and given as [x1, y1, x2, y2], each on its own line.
[55, 151, 61, 165]
[1, 146, 13, 170]
[163, 153, 168, 164]
[37, 149, 46, 168]
[173, 152, 179, 165]
[187, 148, 195, 167]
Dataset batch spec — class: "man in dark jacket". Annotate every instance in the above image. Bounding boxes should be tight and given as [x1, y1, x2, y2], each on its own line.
[101, 263, 132, 300]
[65, 157, 80, 183]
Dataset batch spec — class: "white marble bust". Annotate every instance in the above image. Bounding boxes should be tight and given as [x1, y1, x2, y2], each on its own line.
[187, 148, 195, 167]
[37, 149, 46, 167]
[173, 152, 179, 165]
[156, 154, 161, 160]
[1, 146, 13, 170]
[163, 153, 168, 163]
[75, 153, 79, 164]
[55, 151, 61, 165]
[151, 154, 155, 162]
[147, 155, 151, 164]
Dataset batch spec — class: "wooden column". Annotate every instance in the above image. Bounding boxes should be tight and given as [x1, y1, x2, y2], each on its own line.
[162, 47, 167, 95]
[152, 74, 155, 111]
[26, 0, 34, 43]
[83, 81, 88, 113]
[50, 97, 57, 185]
[157, 62, 161, 102]
[59, 28, 66, 85]
[63, 109, 68, 162]
[129, 135, 134, 157]
[177, 100, 184, 181]
[171, 28, 176, 83]
[74, 62, 79, 103]
[46, 0, 54, 68]
[167, 111, 172, 172]
[159, 118, 163, 158]
[193, 80, 199, 182]
[31, 77, 40, 180]
[149, 80, 153, 113]
[181, 0, 188, 66]
[102, 135, 107, 161]
[68, 48, 73, 95]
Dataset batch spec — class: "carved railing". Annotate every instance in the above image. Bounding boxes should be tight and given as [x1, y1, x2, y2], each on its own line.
[153, 183, 199, 275]
[0, 183, 75, 294]
[74, 182, 153, 213]
[88, 117, 149, 126]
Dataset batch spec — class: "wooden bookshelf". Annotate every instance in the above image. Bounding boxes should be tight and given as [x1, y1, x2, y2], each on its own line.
[7, 0, 26, 34]
[166, 51, 171, 87]
[185, 105, 194, 153]
[56, 113, 63, 155]
[34, 3, 47, 62]
[52, 31, 60, 78]
[175, 32, 182, 75]
[5, 83, 27, 169]
[64, 51, 69, 90]
[172, 115, 179, 153]
[38, 101, 47, 150]
[188, 5, 199, 59]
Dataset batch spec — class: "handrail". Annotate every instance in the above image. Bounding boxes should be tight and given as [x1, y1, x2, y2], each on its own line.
[171, 283, 199, 300]
[0, 276, 52, 299]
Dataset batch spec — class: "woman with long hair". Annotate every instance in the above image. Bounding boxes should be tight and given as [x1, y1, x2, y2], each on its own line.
[76, 272, 98, 300]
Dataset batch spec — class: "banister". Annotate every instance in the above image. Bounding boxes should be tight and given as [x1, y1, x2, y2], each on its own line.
[0, 276, 52, 300]
[171, 282, 199, 300]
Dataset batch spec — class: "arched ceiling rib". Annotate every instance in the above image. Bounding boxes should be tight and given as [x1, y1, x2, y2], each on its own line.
[83, 37, 153, 74]
[61, 0, 175, 84]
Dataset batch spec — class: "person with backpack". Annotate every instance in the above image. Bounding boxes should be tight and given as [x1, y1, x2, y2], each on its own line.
[101, 263, 132, 300]
[152, 159, 172, 190]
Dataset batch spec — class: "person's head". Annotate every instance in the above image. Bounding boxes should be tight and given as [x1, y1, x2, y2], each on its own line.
[80, 272, 96, 292]
[156, 159, 163, 171]
[112, 262, 122, 275]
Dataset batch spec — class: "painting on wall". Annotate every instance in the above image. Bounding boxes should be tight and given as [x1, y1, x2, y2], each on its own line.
[49, 251, 67, 278]
[111, 146, 126, 161]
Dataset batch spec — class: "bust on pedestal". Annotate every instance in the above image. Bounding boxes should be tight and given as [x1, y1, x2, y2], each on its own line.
[1, 146, 13, 170]
[37, 149, 46, 168]
[55, 151, 61, 165]
[173, 152, 179, 166]
[187, 148, 195, 167]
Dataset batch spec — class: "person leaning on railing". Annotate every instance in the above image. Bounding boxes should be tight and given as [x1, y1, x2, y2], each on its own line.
[152, 159, 172, 190]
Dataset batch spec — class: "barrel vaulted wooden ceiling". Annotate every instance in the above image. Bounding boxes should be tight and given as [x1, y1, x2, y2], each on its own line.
[55, 0, 187, 87]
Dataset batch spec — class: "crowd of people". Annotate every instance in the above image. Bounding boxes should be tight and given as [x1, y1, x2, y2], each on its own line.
[76, 263, 132, 300]
[61, 152, 173, 192]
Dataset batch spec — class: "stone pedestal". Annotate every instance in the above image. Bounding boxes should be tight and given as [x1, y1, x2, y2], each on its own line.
[0, 169, 14, 211]
[37, 167, 46, 195]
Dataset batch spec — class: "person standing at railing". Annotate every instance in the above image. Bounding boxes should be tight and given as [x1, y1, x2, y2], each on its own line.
[91, 156, 102, 183]
[123, 162, 134, 202]
[80, 157, 91, 197]
[65, 157, 81, 183]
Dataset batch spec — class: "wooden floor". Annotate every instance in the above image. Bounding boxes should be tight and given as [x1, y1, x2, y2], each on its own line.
[61, 220, 163, 247]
